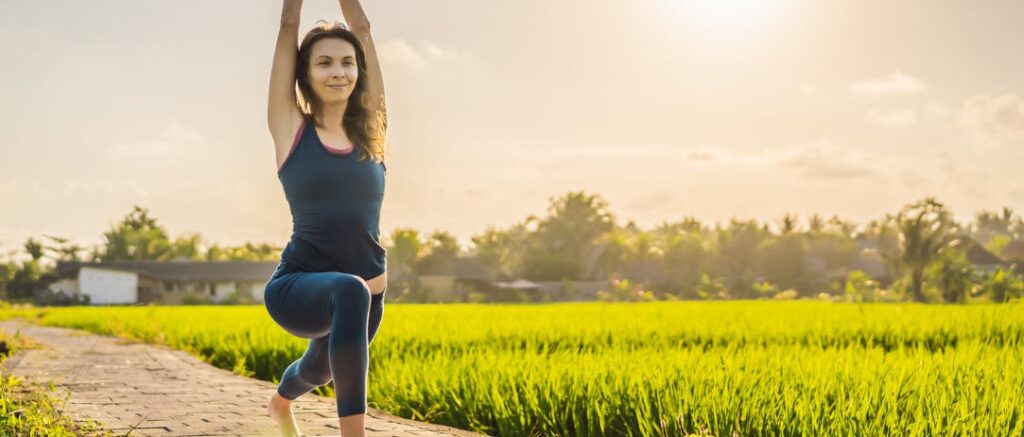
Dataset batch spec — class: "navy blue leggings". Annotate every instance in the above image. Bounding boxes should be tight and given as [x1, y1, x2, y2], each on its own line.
[264, 269, 386, 417]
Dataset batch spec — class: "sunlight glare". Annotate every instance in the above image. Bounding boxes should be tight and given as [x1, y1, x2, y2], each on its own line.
[672, 0, 785, 33]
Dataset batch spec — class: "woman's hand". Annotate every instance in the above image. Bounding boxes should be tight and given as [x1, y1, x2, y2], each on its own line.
[338, 0, 386, 119]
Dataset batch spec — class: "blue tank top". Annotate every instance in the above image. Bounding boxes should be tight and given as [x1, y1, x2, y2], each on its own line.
[275, 119, 387, 280]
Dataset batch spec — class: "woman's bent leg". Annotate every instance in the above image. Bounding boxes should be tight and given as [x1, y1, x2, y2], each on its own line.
[276, 288, 387, 400]
[264, 272, 374, 416]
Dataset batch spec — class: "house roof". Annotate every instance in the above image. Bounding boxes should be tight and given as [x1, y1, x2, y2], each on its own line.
[55, 260, 279, 282]
[950, 236, 1004, 266]
[493, 279, 539, 289]
[427, 256, 489, 279]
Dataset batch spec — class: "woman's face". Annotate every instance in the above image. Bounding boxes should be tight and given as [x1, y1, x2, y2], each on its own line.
[308, 38, 359, 104]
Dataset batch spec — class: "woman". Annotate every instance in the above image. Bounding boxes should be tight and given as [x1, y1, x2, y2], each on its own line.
[263, 0, 389, 436]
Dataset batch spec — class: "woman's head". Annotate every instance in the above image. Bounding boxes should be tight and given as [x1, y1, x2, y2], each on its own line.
[296, 20, 385, 161]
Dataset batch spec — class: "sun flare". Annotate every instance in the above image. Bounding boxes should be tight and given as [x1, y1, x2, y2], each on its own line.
[671, 0, 785, 33]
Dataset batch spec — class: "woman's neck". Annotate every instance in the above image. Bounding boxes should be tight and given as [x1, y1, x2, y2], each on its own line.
[318, 102, 348, 130]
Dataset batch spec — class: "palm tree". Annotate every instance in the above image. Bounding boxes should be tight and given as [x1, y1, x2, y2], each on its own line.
[895, 198, 958, 302]
[777, 213, 799, 235]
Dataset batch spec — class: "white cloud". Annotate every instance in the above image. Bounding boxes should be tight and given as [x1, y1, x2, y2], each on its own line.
[865, 108, 917, 127]
[679, 140, 878, 180]
[682, 149, 725, 163]
[106, 123, 210, 161]
[771, 140, 876, 179]
[957, 94, 1024, 147]
[849, 71, 927, 95]
[378, 39, 470, 72]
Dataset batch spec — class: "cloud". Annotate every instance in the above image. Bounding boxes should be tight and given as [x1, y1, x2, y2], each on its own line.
[679, 141, 878, 180]
[771, 140, 877, 179]
[378, 39, 470, 72]
[106, 123, 210, 161]
[957, 94, 1024, 147]
[865, 108, 917, 127]
[682, 149, 724, 163]
[546, 144, 673, 159]
[849, 71, 927, 95]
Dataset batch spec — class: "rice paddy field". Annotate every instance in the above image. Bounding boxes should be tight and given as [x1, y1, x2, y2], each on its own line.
[3, 301, 1023, 436]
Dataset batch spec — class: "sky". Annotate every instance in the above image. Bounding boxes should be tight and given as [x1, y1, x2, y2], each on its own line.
[2, 0, 1023, 257]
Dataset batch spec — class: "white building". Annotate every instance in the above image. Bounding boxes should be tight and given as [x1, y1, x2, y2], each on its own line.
[50, 260, 280, 305]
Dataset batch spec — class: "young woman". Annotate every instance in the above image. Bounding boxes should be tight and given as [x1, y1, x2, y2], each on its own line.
[263, 0, 388, 436]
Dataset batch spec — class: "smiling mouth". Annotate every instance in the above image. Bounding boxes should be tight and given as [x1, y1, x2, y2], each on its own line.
[328, 84, 347, 89]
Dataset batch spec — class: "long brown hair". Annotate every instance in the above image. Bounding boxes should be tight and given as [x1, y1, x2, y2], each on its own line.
[296, 20, 386, 162]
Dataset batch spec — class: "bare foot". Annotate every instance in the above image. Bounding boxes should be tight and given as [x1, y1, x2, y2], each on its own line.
[268, 392, 306, 437]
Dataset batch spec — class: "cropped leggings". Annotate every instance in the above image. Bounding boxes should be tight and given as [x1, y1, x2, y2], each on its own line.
[264, 268, 386, 417]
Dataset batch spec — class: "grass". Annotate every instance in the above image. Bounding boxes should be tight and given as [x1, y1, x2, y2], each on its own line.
[0, 327, 111, 436]
[2, 300, 1022, 436]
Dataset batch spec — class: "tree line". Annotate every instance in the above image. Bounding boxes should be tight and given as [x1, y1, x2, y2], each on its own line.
[2, 193, 1022, 303]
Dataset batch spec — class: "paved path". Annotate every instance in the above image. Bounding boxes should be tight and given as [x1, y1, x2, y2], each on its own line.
[0, 319, 486, 437]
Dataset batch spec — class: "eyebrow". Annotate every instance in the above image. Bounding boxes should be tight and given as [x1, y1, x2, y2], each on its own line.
[315, 55, 355, 60]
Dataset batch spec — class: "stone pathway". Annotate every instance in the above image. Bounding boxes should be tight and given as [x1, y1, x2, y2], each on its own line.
[0, 319, 486, 437]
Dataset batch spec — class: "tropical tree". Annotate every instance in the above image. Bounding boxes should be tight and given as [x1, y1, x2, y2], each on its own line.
[470, 223, 529, 279]
[99, 205, 173, 261]
[387, 228, 424, 273]
[927, 247, 974, 304]
[522, 191, 616, 280]
[895, 198, 958, 302]
[414, 231, 461, 275]
[41, 234, 87, 263]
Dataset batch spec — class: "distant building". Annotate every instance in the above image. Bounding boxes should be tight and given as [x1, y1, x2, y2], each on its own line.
[951, 236, 1009, 275]
[418, 256, 491, 301]
[49, 260, 279, 305]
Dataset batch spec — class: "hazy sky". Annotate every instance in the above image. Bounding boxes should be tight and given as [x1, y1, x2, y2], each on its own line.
[2, 0, 1023, 255]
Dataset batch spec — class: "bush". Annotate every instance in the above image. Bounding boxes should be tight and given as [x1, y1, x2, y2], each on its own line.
[843, 270, 881, 303]
[753, 281, 780, 299]
[597, 275, 656, 302]
[772, 289, 799, 300]
[0, 330, 102, 435]
[975, 268, 1024, 303]
[180, 292, 214, 305]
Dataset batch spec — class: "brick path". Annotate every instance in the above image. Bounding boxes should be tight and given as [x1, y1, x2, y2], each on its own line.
[0, 319, 486, 437]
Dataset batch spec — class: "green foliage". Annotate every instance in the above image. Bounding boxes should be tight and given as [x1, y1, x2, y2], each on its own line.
[11, 302, 1024, 436]
[894, 198, 959, 302]
[752, 280, 780, 299]
[521, 191, 615, 281]
[755, 234, 811, 295]
[99, 205, 173, 261]
[926, 249, 974, 304]
[771, 289, 799, 300]
[975, 268, 1024, 303]
[414, 231, 461, 275]
[558, 278, 579, 301]
[695, 273, 729, 300]
[0, 329, 106, 436]
[844, 270, 882, 303]
[596, 275, 655, 302]
[387, 228, 425, 272]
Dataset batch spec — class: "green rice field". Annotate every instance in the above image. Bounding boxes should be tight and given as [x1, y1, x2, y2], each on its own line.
[3, 301, 1022, 436]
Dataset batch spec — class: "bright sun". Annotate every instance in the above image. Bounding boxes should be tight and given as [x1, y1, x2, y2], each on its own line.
[672, 0, 785, 33]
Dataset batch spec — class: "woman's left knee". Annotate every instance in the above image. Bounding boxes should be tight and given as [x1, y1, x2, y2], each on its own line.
[326, 274, 371, 309]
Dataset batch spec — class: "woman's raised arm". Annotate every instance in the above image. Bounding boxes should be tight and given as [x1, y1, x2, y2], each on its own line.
[338, 0, 386, 119]
[268, 0, 305, 145]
